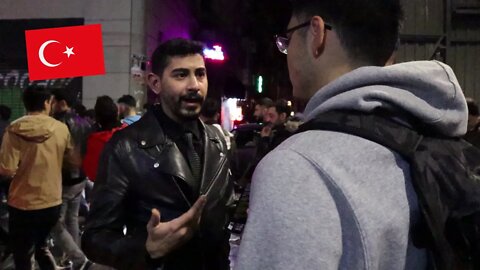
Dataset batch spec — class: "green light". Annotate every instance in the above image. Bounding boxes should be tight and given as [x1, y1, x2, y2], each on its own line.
[257, 75, 263, 93]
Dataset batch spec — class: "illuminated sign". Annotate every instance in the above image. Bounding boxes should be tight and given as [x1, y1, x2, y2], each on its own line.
[204, 45, 225, 61]
[256, 75, 263, 93]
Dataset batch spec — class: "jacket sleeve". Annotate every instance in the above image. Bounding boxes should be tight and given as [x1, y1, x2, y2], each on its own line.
[235, 149, 343, 270]
[0, 131, 19, 177]
[82, 137, 149, 269]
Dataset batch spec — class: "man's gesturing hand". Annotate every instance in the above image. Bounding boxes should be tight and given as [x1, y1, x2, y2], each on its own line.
[146, 195, 207, 259]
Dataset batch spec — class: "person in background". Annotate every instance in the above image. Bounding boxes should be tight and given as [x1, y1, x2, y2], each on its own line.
[200, 97, 234, 151]
[0, 105, 11, 146]
[256, 99, 293, 157]
[117, 94, 141, 125]
[51, 88, 92, 270]
[253, 97, 273, 124]
[83, 96, 125, 182]
[0, 86, 77, 270]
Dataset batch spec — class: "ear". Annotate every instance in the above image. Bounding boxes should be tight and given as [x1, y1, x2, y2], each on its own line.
[147, 72, 162, 95]
[280, 112, 287, 122]
[310, 16, 328, 59]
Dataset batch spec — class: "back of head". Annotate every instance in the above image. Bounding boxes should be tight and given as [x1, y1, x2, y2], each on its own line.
[74, 104, 87, 117]
[151, 38, 205, 76]
[257, 98, 274, 108]
[94, 96, 120, 130]
[117, 95, 137, 108]
[291, 0, 403, 66]
[275, 99, 292, 118]
[52, 88, 76, 108]
[0, 105, 12, 121]
[22, 86, 52, 112]
[201, 98, 221, 119]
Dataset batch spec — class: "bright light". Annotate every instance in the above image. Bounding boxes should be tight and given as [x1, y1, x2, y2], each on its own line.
[287, 100, 292, 106]
[222, 98, 244, 131]
[257, 76, 263, 93]
[204, 45, 225, 61]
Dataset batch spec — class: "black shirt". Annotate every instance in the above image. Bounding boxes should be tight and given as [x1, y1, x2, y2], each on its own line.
[152, 104, 204, 176]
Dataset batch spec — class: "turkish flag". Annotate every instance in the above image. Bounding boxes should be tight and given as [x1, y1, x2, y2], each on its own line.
[25, 24, 105, 81]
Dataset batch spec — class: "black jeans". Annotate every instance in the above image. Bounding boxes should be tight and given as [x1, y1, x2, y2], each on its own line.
[8, 205, 61, 270]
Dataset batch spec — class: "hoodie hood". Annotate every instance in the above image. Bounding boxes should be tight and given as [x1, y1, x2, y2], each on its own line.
[8, 114, 60, 143]
[304, 61, 467, 137]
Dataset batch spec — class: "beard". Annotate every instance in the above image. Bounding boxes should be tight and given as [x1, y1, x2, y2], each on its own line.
[161, 91, 204, 122]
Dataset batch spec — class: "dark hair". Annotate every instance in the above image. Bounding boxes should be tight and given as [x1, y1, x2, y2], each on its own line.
[117, 95, 137, 108]
[273, 99, 291, 117]
[0, 105, 12, 121]
[22, 86, 52, 112]
[52, 88, 76, 107]
[467, 98, 479, 116]
[94, 96, 121, 131]
[201, 98, 221, 119]
[151, 38, 205, 76]
[256, 97, 274, 108]
[85, 109, 95, 120]
[291, 0, 403, 66]
[74, 104, 87, 117]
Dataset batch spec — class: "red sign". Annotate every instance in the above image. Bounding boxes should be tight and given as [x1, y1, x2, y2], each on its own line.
[25, 24, 105, 81]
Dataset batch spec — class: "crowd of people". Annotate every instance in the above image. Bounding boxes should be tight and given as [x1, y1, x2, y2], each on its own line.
[0, 0, 480, 269]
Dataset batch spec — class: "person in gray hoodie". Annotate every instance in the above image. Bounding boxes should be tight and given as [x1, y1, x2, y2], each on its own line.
[235, 0, 468, 270]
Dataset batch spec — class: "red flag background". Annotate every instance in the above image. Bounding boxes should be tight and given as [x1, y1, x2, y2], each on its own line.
[25, 24, 105, 81]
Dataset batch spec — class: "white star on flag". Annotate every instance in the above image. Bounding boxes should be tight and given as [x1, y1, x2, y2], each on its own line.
[63, 46, 75, 58]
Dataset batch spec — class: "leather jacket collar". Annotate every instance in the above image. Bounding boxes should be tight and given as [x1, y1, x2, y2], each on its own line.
[134, 109, 226, 198]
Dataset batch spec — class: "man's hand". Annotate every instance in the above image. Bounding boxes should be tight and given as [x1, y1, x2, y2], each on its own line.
[146, 195, 207, 259]
[260, 124, 273, 138]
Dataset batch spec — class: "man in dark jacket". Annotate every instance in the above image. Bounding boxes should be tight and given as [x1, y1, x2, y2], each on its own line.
[82, 38, 233, 270]
[51, 88, 92, 269]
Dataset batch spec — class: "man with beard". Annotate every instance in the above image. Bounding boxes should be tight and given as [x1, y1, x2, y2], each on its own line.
[82, 39, 233, 270]
[253, 97, 273, 123]
[256, 99, 293, 158]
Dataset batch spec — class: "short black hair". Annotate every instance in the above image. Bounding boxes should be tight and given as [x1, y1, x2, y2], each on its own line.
[151, 38, 205, 76]
[94, 96, 121, 130]
[117, 95, 137, 108]
[467, 98, 479, 116]
[22, 86, 52, 112]
[273, 99, 291, 117]
[201, 98, 221, 119]
[256, 97, 274, 108]
[291, 0, 403, 66]
[74, 104, 87, 117]
[0, 105, 12, 121]
[52, 88, 76, 107]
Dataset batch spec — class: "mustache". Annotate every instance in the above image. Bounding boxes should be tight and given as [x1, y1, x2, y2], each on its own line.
[180, 92, 204, 102]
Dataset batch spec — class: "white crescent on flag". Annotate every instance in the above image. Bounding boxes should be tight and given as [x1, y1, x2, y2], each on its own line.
[38, 40, 62, 67]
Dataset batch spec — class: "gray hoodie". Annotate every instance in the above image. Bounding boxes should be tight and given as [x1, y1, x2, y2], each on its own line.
[236, 61, 467, 270]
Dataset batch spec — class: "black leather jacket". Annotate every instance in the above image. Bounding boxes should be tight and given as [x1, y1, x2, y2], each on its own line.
[54, 110, 91, 185]
[82, 110, 233, 270]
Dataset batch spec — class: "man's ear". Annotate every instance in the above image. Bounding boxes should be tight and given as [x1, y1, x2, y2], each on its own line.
[310, 16, 328, 59]
[280, 112, 287, 122]
[147, 73, 162, 95]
